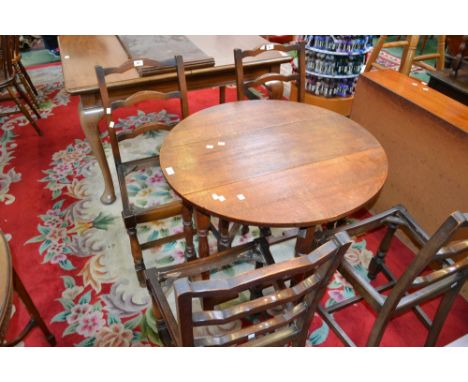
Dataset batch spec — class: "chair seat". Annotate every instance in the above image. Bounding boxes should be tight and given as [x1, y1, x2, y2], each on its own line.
[121, 159, 180, 213]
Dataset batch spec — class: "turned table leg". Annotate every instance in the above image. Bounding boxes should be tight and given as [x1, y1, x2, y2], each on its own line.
[194, 210, 211, 282]
[182, 203, 196, 261]
[195, 210, 211, 260]
[78, 99, 116, 205]
[218, 219, 230, 251]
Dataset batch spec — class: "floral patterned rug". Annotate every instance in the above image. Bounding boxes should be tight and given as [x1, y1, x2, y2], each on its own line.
[1, 63, 466, 347]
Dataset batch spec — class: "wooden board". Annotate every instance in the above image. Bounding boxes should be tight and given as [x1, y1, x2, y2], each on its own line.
[351, 69, 468, 236]
[160, 100, 388, 227]
[361, 69, 468, 133]
[117, 35, 214, 76]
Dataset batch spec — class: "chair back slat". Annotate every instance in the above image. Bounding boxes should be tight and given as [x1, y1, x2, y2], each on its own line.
[112, 90, 182, 109]
[234, 41, 305, 102]
[191, 271, 324, 327]
[103, 58, 167, 75]
[174, 232, 351, 346]
[117, 121, 176, 142]
[195, 300, 307, 346]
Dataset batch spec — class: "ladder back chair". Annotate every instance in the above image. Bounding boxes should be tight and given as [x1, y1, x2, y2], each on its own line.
[320, 205, 468, 346]
[146, 232, 352, 346]
[365, 35, 446, 77]
[0, 231, 55, 346]
[95, 56, 195, 286]
[0, 36, 42, 135]
[234, 41, 306, 102]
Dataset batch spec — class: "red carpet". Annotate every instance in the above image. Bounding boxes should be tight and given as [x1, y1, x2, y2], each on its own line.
[0, 63, 466, 346]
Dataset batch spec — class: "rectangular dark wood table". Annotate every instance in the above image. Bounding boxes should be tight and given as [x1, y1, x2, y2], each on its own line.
[58, 35, 291, 204]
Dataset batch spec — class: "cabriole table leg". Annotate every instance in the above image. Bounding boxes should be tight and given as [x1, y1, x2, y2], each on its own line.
[78, 100, 116, 205]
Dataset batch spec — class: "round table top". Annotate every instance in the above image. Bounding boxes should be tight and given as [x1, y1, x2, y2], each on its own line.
[160, 100, 388, 227]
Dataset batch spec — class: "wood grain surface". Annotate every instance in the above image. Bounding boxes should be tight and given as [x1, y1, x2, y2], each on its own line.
[362, 70, 468, 133]
[59, 35, 288, 94]
[160, 100, 388, 227]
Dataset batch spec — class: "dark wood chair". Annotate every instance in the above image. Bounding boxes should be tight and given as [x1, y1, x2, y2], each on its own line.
[145, 232, 352, 346]
[234, 41, 306, 102]
[0, 35, 42, 135]
[0, 231, 55, 346]
[319, 205, 468, 346]
[95, 56, 195, 286]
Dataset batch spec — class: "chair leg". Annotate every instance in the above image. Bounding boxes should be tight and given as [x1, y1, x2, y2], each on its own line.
[127, 227, 146, 287]
[12, 269, 56, 346]
[6, 86, 42, 136]
[425, 281, 463, 346]
[418, 36, 428, 54]
[367, 222, 398, 280]
[149, 296, 174, 346]
[14, 80, 41, 119]
[400, 35, 420, 76]
[219, 86, 226, 104]
[17, 60, 39, 95]
[436, 35, 446, 71]
[15, 65, 40, 108]
[364, 35, 387, 72]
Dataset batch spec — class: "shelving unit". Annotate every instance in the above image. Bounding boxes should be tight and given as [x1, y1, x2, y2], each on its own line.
[293, 35, 373, 116]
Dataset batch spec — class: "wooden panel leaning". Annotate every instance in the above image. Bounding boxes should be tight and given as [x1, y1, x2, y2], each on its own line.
[0, 231, 55, 346]
[319, 205, 468, 346]
[0, 35, 42, 135]
[234, 41, 306, 102]
[95, 56, 195, 286]
[145, 232, 352, 346]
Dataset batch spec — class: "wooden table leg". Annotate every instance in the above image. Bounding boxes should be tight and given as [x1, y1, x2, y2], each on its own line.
[219, 86, 226, 104]
[195, 210, 211, 260]
[294, 226, 316, 257]
[182, 203, 196, 261]
[218, 219, 230, 251]
[78, 99, 116, 205]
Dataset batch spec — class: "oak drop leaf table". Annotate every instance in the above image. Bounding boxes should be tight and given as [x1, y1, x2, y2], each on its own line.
[160, 100, 388, 259]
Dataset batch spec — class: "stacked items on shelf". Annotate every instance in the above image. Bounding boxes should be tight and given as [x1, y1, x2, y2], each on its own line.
[300, 35, 372, 98]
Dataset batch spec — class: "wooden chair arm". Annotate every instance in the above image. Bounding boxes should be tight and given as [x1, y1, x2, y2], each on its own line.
[174, 235, 350, 298]
[436, 240, 468, 260]
[412, 256, 468, 288]
[154, 240, 261, 282]
[327, 204, 430, 246]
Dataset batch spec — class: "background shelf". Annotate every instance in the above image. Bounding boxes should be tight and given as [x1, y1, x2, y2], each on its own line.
[306, 46, 372, 56]
[306, 70, 361, 79]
